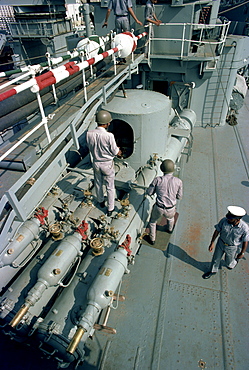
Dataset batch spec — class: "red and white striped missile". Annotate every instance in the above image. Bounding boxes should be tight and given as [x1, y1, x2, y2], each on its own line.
[0, 31, 147, 102]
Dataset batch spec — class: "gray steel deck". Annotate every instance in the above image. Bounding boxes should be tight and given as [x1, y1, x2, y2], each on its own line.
[0, 93, 248, 370]
[81, 92, 249, 370]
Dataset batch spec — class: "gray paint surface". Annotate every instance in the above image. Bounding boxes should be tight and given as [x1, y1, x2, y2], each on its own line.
[0, 84, 248, 370]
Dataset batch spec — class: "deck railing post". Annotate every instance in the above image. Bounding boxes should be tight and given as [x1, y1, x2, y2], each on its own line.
[36, 92, 51, 144]
[46, 52, 58, 105]
[6, 189, 26, 222]
[80, 52, 88, 102]
[181, 23, 186, 58]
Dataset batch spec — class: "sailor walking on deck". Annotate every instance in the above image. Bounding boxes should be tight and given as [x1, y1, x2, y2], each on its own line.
[146, 159, 183, 245]
[86, 110, 121, 217]
[202, 206, 249, 279]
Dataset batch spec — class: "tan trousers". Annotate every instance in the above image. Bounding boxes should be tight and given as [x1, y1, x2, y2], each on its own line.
[149, 204, 176, 241]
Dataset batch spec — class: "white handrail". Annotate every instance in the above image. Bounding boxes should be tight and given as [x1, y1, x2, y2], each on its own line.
[0, 54, 144, 164]
[148, 21, 230, 58]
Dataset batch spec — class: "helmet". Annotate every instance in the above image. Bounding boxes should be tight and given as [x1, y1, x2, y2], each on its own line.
[160, 159, 175, 173]
[96, 110, 112, 125]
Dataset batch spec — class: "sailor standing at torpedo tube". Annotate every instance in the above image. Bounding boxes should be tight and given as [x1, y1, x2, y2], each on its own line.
[202, 206, 249, 279]
[86, 110, 122, 217]
[146, 159, 183, 245]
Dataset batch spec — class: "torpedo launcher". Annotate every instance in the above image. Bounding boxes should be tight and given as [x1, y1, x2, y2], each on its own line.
[32, 165, 158, 365]
[0, 207, 50, 293]
[67, 236, 131, 354]
[0, 238, 64, 341]
[0, 158, 101, 294]
[0, 181, 106, 339]
[31, 89, 196, 367]
[0, 208, 48, 269]
[9, 221, 88, 328]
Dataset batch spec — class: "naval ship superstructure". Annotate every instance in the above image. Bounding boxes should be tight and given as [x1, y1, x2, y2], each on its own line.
[0, 0, 248, 369]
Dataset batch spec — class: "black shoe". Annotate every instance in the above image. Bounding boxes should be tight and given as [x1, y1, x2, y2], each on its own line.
[117, 59, 126, 65]
[202, 271, 216, 279]
[107, 209, 114, 217]
[166, 229, 173, 234]
[144, 234, 155, 245]
[99, 201, 105, 208]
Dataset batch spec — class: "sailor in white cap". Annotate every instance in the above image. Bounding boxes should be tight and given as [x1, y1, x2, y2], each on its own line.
[202, 206, 249, 279]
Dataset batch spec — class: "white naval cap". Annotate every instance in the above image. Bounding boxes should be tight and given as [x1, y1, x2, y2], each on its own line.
[227, 206, 246, 217]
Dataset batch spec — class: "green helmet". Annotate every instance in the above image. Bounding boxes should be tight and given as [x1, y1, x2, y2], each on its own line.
[160, 159, 175, 173]
[96, 110, 112, 125]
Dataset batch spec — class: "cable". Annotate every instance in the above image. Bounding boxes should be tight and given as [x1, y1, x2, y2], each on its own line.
[218, 0, 249, 15]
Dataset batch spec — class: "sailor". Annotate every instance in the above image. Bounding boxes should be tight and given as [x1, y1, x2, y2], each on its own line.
[144, 0, 161, 57]
[103, 0, 142, 64]
[146, 159, 183, 245]
[86, 0, 95, 27]
[86, 110, 121, 217]
[144, 0, 161, 27]
[202, 206, 249, 279]
[102, 0, 143, 36]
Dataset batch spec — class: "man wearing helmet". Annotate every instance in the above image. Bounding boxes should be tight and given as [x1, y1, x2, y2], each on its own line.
[86, 110, 121, 217]
[146, 159, 183, 245]
[202, 206, 249, 279]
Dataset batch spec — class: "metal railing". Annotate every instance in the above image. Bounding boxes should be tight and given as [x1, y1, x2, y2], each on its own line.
[147, 21, 231, 59]
[8, 19, 73, 38]
[0, 53, 144, 246]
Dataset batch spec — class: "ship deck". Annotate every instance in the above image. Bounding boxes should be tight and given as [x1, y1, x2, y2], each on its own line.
[0, 92, 248, 370]
[80, 91, 249, 370]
